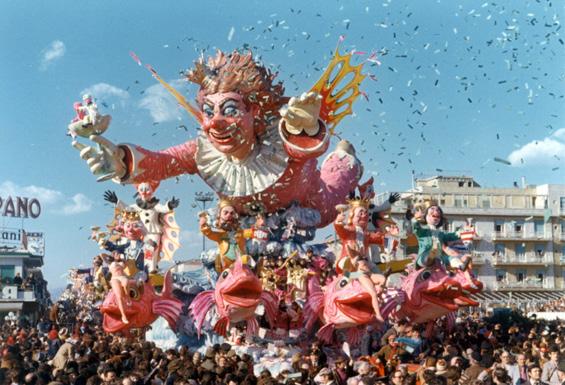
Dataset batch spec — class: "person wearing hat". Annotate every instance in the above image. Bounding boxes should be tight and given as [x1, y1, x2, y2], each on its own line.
[314, 367, 336, 384]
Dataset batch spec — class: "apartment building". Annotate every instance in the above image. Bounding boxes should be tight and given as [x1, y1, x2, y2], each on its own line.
[381, 175, 565, 304]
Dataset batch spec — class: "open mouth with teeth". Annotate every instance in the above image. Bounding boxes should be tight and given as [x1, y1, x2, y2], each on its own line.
[335, 293, 374, 324]
[209, 125, 238, 144]
[221, 277, 262, 308]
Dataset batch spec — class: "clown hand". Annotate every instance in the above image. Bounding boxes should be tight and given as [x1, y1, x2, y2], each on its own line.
[280, 92, 322, 136]
[72, 135, 127, 182]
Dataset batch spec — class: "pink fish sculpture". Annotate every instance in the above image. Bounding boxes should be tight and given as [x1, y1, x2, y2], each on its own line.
[190, 257, 278, 337]
[101, 270, 183, 335]
[304, 275, 391, 345]
[390, 265, 475, 324]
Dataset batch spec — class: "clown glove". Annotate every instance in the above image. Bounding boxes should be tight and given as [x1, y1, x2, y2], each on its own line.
[72, 135, 126, 182]
[280, 92, 322, 136]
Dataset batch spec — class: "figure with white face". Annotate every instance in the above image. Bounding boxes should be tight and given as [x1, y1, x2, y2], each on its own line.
[104, 181, 180, 273]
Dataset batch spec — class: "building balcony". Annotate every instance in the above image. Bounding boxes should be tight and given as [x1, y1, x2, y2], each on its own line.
[491, 252, 553, 265]
[0, 285, 36, 301]
[495, 280, 553, 290]
[491, 231, 551, 241]
[558, 232, 565, 242]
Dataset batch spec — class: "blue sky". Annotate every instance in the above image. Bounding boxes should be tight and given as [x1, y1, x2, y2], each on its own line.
[0, 0, 563, 290]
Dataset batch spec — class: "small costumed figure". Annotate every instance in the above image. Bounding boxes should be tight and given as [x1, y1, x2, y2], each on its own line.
[67, 94, 111, 138]
[199, 199, 247, 273]
[243, 213, 271, 258]
[334, 197, 394, 322]
[101, 210, 146, 275]
[103, 252, 134, 325]
[410, 200, 472, 272]
[104, 181, 180, 273]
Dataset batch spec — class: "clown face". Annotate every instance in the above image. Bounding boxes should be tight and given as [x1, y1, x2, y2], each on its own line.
[426, 206, 442, 227]
[352, 207, 369, 228]
[123, 220, 144, 240]
[137, 183, 155, 201]
[201, 92, 257, 160]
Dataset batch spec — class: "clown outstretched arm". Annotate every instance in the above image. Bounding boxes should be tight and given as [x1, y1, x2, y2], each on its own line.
[73, 135, 198, 184]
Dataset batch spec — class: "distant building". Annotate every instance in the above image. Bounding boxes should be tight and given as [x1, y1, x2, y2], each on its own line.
[380, 175, 565, 305]
[0, 229, 49, 323]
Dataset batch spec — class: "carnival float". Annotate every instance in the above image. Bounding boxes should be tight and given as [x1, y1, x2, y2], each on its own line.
[68, 45, 482, 354]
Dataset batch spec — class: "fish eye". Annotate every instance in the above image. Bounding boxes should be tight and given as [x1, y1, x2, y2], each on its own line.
[221, 270, 229, 279]
[419, 270, 432, 281]
[128, 287, 140, 300]
[339, 278, 348, 288]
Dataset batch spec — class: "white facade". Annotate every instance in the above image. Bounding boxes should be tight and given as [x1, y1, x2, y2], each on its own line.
[382, 176, 565, 297]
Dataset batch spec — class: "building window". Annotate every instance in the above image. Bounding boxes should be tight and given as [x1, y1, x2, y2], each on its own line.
[495, 243, 505, 256]
[0, 265, 15, 284]
[537, 272, 544, 283]
[515, 244, 526, 257]
[494, 221, 503, 233]
[514, 222, 523, 234]
[517, 271, 526, 282]
[560, 197, 565, 210]
[534, 220, 545, 237]
[534, 244, 545, 257]
[458, 181, 464, 187]
[496, 270, 506, 282]
[454, 196, 463, 208]
[481, 196, 491, 208]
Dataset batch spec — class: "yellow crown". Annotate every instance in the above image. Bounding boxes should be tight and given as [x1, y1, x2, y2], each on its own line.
[347, 198, 371, 210]
[218, 199, 234, 210]
[121, 210, 140, 221]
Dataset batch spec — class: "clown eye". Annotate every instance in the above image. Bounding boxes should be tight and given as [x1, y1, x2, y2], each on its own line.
[203, 104, 214, 117]
[222, 105, 239, 117]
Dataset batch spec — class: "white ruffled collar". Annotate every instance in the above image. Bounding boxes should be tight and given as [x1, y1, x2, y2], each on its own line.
[196, 127, 288, 197]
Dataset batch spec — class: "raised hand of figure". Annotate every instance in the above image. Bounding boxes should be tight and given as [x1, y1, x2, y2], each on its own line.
[104, 190, 118, 204]
[72, 135, 126, 182]
[279, 91, 322, 136]
[388, 192, 401, 204]
[198, 212, 208, 227]
[168, 197, 180, 210]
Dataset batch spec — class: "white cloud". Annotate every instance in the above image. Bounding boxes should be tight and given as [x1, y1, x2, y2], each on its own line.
[138, 80, 184, 122]
[81, 83, 129, 101]
[0, 181, 92, 216]
[39, 40, 66, 70]
[507, 128, 565, 166]
[61, 194, 93, 215]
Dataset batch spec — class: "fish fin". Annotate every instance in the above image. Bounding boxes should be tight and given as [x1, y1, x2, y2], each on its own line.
[380, 288, 406, 319]
[161, 268, 175, 297]
[213, 317, 230, 337]
[246, 318, 259, 339]
[346, 327, 363, 346]
[304, 276, 324, 330]
[189, 290, 215, 336]
[260, 291, 278, 328]
[152, 297, 183, 330]
[316, 323, 335, 344]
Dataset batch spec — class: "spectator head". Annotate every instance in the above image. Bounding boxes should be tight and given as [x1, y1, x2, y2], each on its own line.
[389, 369, 405, 385]
[528, 364, 542, 380]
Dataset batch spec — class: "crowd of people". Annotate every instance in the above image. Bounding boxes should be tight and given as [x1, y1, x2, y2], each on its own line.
[2, 281, 565, 385]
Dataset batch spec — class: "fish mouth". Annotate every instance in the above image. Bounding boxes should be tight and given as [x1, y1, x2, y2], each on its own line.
[221, 277, 262, 308]
[421, 280, 462, 312]
[335, 293, 374, 324]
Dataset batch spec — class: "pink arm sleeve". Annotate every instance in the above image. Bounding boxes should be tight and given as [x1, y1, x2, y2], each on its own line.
[120, 139, 198, 183]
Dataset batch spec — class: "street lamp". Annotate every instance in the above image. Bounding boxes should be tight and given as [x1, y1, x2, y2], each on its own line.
[194, 192, 214, 251]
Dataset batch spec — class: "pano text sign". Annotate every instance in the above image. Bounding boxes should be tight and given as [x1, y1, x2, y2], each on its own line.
[0, 196, 41, 218]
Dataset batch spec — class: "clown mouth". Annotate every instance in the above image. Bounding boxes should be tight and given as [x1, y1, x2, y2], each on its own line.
[209, 126, 238, 143]
[335, 293, 374, 324]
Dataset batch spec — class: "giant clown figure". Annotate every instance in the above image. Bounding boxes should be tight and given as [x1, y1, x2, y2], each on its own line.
[72, 49, 366, 226]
